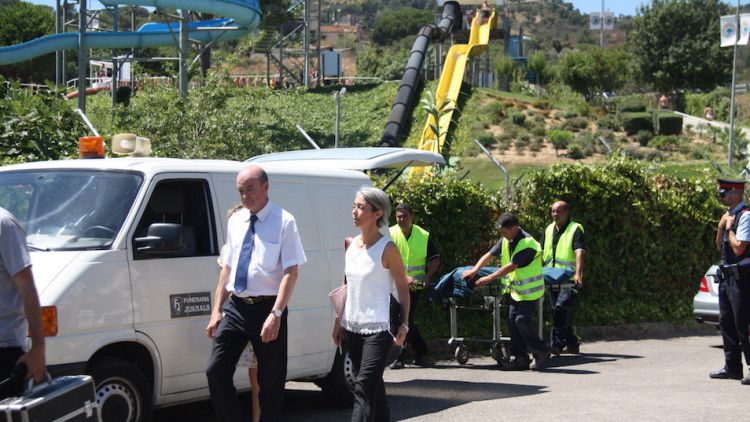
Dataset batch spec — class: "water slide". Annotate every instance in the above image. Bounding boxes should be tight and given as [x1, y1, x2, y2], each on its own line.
[0, 0, 261, 66]
[412, 9, 497, 174]
[379, 1, 460, 147]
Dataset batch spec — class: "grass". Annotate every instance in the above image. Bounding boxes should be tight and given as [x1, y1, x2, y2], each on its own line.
[457, 156, 546, 192]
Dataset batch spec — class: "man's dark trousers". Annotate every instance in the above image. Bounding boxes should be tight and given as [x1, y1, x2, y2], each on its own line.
[508, 298, 548, 358]
[550, 286, 578, 350]
[0, 347, 24, 400]
[345, 330, 392, 422]
[718, 265, 750, 373]
[207, 295, 287, 422]
[398, 290, 428, 362]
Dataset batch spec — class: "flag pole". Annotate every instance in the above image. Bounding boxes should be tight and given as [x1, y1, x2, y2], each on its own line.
[729, 0, 740, 167]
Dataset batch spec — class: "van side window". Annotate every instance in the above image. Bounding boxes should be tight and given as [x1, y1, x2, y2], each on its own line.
[133, 179, 217, 260]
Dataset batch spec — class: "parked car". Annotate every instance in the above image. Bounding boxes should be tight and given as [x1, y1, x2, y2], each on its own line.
[693, 265, 719, 325]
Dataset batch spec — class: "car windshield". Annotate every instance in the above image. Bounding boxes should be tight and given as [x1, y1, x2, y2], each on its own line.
[0, 170, 143, 251]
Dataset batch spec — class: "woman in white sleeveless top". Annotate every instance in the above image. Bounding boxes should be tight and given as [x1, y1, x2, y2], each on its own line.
[332, 187, 411, 422]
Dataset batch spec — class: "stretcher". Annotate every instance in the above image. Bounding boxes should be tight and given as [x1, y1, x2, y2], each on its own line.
[434, 266, 573, 365]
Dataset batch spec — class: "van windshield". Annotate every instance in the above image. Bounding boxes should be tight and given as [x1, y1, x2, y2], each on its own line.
[0, 170, 143, 251]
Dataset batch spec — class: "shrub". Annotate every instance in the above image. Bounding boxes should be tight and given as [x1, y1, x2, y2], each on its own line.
[508, 156, 721, 325]
[635, 130, 654, 146]
[531, 99, 551, 109]
[597, 114, 621, 131]
[567, 144, 585, 159]
[510, 112, 526, 126]
[650, 135, 681, 151]
[565, 116, 589, 132]
[616, 95, 649, 112]
[548, 129, 573, 155]
[655, 112, 683, 135]
[622, 112, 654, 135]
[0, 79, 84, 162]
[531, 126, 547, 137]
[476, 133, 496, 148]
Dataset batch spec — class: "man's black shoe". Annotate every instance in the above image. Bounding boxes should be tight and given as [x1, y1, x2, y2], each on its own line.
[530, 350, 551, 371]
[500, 357, 530, 371]
[565, 343, 580, 354]
[550, 345, 562, 356]
[709, 368, 742, 380]
[389, 360, 405, 370]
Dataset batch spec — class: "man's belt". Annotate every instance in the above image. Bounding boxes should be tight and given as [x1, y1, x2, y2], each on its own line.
[233, 294, 277, 304]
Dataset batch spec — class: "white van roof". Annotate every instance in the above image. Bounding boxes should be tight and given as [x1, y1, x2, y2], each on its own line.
[245, 147, 445, 170]
[0, 157, 370, 181]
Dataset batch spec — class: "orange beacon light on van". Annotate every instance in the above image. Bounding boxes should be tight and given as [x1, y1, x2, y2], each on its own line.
[79, 136, 105, 159]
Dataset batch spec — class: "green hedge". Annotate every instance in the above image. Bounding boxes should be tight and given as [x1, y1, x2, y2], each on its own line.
[383, 159, 720, 340]
[685, 88, 730, 121]
[384, 172, 501, 340]
[622, 112, 654, 135]
[0, 78, 85, 163]
[506, 155, 720, 325]
[655, 112, 683, 135]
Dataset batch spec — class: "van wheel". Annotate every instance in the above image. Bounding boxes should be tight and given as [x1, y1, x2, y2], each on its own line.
[315, 349, 354, 407]
[89, 358, 153, 422]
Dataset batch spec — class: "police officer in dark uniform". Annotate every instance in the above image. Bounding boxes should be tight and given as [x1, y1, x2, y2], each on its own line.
[711, 178, 750, 385]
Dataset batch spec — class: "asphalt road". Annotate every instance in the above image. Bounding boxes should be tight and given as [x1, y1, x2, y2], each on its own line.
[155, 333, 748, 421]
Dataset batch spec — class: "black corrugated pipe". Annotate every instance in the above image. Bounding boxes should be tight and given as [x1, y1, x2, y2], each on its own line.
[379, 1, 460, 147]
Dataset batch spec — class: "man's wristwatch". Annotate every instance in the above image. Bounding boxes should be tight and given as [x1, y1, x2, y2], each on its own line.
[271, 309, 283, 318]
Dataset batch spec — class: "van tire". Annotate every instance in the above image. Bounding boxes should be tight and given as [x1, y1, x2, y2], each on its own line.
[316, 349, 355, 407]
[89, 358, 153, 422]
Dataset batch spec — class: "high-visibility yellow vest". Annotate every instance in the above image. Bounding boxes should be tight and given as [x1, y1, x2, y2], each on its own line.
[500, 234, 544, 301]
[542, 221, 583, 281]
[390, 224, 429, 287]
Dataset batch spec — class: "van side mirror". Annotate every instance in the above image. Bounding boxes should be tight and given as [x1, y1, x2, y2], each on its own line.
[135, 223, 184, 253]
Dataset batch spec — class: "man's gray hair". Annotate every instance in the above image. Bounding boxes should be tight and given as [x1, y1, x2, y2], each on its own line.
[356, 186, 391, 228]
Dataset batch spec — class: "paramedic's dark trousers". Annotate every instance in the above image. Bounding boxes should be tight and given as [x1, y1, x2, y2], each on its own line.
[398, 289, 428, 361]
[345, 330, 392, 422]
[207, 295, 287, 422]
[550, 286, 579, 349]
[508, 298, 548, 357]
[718, 265, 750, 373]
[0, 347, 24, 400]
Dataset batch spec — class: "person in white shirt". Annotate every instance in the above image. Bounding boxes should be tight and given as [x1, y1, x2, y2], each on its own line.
[332, 187, 410, 422]
[206, 165, 307, 421]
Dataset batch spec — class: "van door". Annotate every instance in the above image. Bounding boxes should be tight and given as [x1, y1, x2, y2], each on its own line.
[128, 175, 222, 396]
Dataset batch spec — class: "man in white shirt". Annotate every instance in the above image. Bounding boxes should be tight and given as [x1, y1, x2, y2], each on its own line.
[206, 165, 307, 421]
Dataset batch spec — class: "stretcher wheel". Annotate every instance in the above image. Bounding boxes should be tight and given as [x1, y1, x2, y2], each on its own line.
[454, 345, 470, 365]
[490, 342, 504, 363]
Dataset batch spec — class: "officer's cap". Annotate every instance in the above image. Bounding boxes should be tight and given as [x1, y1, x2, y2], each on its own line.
[717, 178, 746, 195]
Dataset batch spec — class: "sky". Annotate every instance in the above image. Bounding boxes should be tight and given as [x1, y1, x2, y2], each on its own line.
[27, 1, 648, 17]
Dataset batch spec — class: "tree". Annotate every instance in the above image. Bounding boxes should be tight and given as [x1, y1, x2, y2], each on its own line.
[0, 1, 55, 82]
[629, 0, 732, 92]
[528, 51, 549, 85]
[370, 7, 434, 45]
[558, 47, 630, 100]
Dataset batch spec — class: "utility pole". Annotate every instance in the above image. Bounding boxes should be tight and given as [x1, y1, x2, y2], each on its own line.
[599, 0, 604, 48]
[179, 9, 189, 98]
[56, 0, 61, 86]
[729, 0, 741, 166]
[78, 0, 87, 112]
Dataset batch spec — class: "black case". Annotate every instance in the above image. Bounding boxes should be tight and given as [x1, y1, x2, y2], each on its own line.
[0, 375, 98, 422]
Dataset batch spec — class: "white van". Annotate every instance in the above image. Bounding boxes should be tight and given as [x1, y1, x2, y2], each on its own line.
[0, 148, 443, 422]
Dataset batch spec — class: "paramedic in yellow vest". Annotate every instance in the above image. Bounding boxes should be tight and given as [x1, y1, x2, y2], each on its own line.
[541, 201, 585, 355]
[462, 213, 551, 371]
[388, 203, 440, 369]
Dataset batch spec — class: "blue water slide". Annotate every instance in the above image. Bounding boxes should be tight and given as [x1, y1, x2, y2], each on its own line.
[0, 0, 261, 65]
